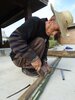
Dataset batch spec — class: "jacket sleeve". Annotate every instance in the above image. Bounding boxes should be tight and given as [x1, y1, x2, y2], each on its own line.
[42, 39, 49, 61]
[9, 17, 40, 62]
[9, 33, 38, 62]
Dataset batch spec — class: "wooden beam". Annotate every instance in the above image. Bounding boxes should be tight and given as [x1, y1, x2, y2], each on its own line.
[18, 76, 44, 100]
[24, 1, 32, 21]
[47, 50, 75, 57]
[39, 0, 48, 5]
[1, 10, 24, 28]
[0, 28, 2, 48]
[18, 58, 60, 100]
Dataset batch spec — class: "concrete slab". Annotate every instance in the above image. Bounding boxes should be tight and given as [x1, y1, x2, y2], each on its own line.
[0, 45, 75, 100]
[30, 44, 75, 100]
[39, 57, 75, 100]
[0, 56, 37, 100]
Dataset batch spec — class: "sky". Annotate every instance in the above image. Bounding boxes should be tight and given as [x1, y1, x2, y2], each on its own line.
[2, 0, 75, 37]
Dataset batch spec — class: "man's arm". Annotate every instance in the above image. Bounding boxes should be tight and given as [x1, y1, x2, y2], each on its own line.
[42, 39, 49, 62]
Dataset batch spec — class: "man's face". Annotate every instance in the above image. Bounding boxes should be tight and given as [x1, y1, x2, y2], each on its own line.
[47, 15, 61, 40]
[48, 19, 60, 36]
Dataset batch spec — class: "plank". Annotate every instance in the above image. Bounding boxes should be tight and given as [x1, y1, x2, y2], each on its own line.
[18, 58, 60, 100]
[47, 50, 75, 57]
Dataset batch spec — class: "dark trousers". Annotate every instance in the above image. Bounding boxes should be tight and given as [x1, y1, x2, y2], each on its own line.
[13, 37, 45, 69]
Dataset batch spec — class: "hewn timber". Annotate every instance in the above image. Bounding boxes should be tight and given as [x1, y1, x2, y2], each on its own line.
[30, 58, 61, 100]
[18, 58, 61, 100]
[0, 28, 2, 48]
[47, 50, 75, 57]
[18, 76, 44, 100]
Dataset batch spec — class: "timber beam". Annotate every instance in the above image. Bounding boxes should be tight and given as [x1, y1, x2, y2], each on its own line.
[0, 28, 2, 48]
[47, 50, 75, 58]
[18, 58, 61, 100]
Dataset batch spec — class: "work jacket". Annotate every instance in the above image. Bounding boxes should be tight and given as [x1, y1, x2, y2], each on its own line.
[9, 17, 49, 62]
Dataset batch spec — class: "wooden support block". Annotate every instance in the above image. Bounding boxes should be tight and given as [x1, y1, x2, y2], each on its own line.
[47, 50, 75, 58]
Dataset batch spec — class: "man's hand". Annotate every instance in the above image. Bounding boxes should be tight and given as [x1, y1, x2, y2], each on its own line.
[43, 61, 52, 73]
[31, 57, 42, 71]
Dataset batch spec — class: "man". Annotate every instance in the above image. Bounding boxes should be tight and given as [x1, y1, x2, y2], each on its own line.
[9, 16, 60, 76]
[9, 4, 73, 77]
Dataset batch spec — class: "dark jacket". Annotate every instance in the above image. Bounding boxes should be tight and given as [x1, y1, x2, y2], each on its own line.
[9, 17, 49, 62]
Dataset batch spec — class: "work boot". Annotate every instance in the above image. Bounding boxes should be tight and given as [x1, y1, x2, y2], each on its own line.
[43, 61, 52, 73]
[37, 62, 52, 76]
[22, 68, 38, 77]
